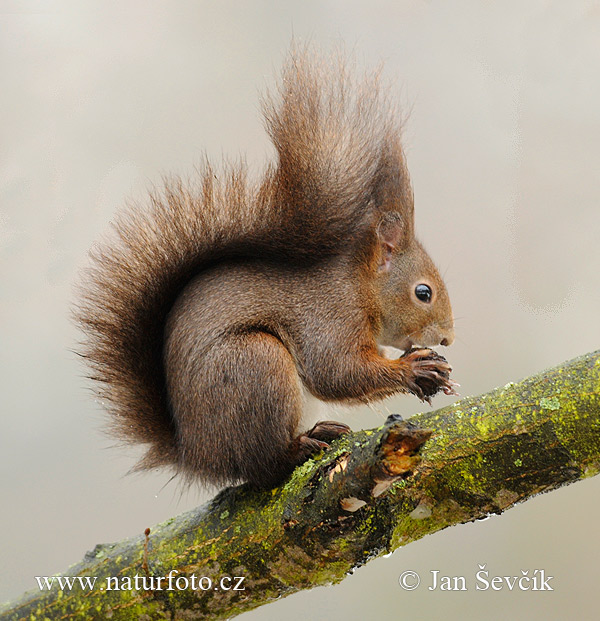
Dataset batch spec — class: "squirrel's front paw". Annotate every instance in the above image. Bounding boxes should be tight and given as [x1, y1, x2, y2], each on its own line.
[400, 348, 457, 404]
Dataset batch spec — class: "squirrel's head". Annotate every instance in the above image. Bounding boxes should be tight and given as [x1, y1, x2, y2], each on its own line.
[374, 212, 455, 351]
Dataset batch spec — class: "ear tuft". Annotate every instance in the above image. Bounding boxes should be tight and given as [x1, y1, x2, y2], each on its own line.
[377, 212, 407, 272]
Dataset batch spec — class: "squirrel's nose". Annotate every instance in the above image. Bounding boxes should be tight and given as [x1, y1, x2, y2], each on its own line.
[440, 327, 455, 347]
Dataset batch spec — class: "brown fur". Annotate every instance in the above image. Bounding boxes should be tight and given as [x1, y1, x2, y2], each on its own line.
[75, 47, 455, 488]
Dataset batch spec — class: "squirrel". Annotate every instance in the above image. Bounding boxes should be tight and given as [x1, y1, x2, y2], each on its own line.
[76, 48, 456, 489]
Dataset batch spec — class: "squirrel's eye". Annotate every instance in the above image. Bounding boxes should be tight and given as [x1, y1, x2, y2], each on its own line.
[415, 284, 432, 303]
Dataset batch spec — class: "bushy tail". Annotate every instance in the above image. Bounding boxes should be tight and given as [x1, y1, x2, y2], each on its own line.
[76, 165, 268, 469]
[75, 47, 413, 472]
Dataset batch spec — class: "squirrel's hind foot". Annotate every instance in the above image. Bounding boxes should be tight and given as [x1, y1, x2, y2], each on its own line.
[306, 420, 351, 442]
[288, 420, 351, 467]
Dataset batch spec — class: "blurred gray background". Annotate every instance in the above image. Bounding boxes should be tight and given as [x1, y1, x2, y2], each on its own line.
[2, 1, 599, 619]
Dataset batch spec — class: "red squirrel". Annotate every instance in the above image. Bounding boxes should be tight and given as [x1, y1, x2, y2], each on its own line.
[76, 48, 456, 489]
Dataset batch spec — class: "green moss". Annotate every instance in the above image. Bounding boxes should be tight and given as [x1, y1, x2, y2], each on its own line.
[540, 396, 560, 411]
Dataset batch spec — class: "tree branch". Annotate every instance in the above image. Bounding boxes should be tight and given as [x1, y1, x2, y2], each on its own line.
[3, 350, 600, 620]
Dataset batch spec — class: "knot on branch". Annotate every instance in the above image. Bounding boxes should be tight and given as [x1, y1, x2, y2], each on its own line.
[371, 416, 432, 498]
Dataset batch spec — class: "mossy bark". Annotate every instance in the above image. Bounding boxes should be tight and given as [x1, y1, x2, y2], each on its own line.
[2, 350, 600, 620]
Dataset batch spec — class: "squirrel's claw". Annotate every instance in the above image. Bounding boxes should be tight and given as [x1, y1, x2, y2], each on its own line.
[400, 347, 457, 403]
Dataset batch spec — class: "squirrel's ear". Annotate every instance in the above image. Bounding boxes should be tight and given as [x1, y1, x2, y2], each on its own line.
[377, 212, 408, 273]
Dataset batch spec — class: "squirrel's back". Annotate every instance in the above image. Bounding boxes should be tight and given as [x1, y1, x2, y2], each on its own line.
[76, 47, 418, 476]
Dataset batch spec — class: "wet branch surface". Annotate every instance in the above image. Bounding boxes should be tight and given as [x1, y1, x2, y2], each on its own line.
[2, 350, 599, 620]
